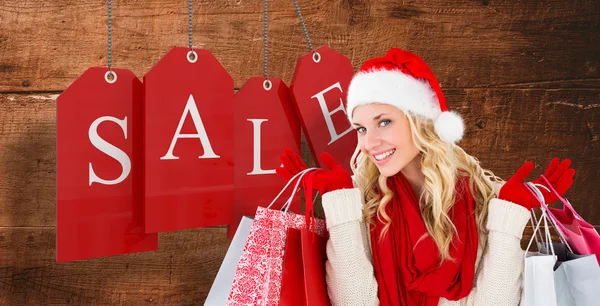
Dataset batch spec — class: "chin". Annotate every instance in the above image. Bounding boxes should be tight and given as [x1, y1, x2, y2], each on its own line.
[376, 163, 402, 178]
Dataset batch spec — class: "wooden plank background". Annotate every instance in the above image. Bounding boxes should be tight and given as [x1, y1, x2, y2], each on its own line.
[1, 0, 599, 304]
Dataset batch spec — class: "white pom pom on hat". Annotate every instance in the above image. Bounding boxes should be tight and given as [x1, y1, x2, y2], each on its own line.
[346, 48, 464, 143]
[434, 111, 464, 143]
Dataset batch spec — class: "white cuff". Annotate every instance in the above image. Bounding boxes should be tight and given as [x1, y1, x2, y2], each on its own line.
[322, 188, 363, 229]
[487, 198, 531, 239]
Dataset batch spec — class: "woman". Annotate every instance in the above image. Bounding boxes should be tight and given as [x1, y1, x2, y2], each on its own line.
[277, 48, 576, 306]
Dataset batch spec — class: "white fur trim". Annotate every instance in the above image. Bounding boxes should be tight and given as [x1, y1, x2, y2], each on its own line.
[434, 111, 464, 143]
[346, 69, 441, 121]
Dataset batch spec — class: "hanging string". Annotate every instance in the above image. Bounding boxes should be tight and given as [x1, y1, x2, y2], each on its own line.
[263, 0, 268, 79]
[292, 0, 314, 52]
[107, 0, 113, 77]
[188, 0, 193, 50]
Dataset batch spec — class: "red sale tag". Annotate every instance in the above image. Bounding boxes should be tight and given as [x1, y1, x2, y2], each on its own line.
[289, 46, 357, 173]
[56, 67, 158, 262]
[143, 47, 234, 233]
[231, 77, 301, 238]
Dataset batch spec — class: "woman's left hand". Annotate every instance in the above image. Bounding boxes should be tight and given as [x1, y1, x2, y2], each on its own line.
[498, 159, 576, 210]
[498, 162, 538, 211]
[532, 158, 575, 204]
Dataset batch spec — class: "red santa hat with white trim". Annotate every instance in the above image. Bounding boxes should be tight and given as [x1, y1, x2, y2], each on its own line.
[346, 48, 464, 143]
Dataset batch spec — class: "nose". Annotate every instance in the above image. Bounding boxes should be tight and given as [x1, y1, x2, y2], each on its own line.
[364, 130, 382, 153]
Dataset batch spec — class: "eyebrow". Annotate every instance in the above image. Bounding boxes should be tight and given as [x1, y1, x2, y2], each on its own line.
[352, 113, 389, 126]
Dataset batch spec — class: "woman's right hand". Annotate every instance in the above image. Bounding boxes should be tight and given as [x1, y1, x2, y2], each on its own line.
[276, 148, 354, 195]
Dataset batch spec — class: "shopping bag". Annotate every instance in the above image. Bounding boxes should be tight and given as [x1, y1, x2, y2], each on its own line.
[527, 182, 600, 306]
[520, 194, 558, 306]
[555, 254, 600, 306]
[538, 241, 590, 306]
[279, 227, 330, 306]
[227, 168, 327, 306]
[538, 242, 579, 306]
[205, 216, 254, 306]
[279, 173, 331, 306]
[538, 175, 600, 262]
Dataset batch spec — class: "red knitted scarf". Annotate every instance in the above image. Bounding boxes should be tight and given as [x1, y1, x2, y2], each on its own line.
[370, 173, 478, 306]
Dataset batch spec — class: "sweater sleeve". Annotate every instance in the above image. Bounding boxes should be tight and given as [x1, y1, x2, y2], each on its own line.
[439, 198, 530, 306]
[322, 188, 380, 306]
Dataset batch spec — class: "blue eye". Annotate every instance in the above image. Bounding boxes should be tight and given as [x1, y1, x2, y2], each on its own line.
[379, 119, 391, 127]
[356, 127, 366, 133]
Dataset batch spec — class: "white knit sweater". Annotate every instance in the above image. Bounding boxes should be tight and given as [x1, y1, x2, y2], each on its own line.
[321, 187, 530, 306]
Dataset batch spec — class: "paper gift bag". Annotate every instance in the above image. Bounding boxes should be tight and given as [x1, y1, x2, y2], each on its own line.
[520, 199, 558, 306]
[279, 227, 331, 306]
[205, 216, 254, 306]
[538, 175, 600, 263]
[227, 168, 327, 306]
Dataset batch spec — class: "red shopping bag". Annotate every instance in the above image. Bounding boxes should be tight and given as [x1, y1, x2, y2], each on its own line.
[227, 169, 327, 306]
[279, 170, 331, 306]
[279, 227, 331, 306]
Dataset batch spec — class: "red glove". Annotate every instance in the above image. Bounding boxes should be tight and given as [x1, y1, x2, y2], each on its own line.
[498, 162, 539, 211]
[532, 158, 575, 204]
[310, 152, 354, 195]
[276, 148, 353, 195]
[275, 148, 308, 181]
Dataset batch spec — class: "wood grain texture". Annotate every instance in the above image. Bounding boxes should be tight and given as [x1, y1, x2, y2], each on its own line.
[456, 88, 600, 223]
[0, 0, 598, 92]
[1, 88, 598, 227]
[1, 0, 599, 304]
[0, 94, 56, 227]
[0, 227, 229, 306]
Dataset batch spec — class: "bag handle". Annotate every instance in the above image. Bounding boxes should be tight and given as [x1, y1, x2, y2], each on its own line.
[539, 175, 585, 222]
[530, 206, 545, 249]
[527, 182, 568, 251]
[525, 182, 572, 254]
[527, 183, 551, 247]
[267, 168, 317, 211]
[524, 182, 555, 256]
[280, 168, 317, 213]
[304, 170, 316, 228]
[524, 181, 572, 244]
[524, 202, 555, 257]
[303, 169, 325, 241]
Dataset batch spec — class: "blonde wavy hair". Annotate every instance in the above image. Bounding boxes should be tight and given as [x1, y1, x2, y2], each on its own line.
[350, 110, 503, 262]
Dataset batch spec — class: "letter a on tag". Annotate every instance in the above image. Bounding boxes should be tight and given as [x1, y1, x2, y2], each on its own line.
[143, 47, 234, 233]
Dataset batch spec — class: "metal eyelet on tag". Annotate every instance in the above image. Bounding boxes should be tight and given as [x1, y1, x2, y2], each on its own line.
[312, 52, 321, 63]
[263, 79, 272, 91]
[187, 50, 198, 63]
[104, 70, 117, 84]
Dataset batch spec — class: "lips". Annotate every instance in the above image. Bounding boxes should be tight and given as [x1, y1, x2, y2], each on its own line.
[373, 148, 396, 161]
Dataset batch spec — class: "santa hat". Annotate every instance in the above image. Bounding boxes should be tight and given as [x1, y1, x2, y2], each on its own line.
[346, 48, 464, 143]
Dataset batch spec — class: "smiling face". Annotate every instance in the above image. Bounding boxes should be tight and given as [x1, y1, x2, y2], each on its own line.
[351, 103, 420, 177]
